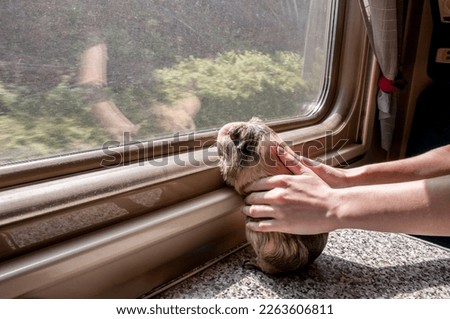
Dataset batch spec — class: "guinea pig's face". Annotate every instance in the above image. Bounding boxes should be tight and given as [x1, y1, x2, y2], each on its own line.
[217, 122, 263, 167]
[217, 118, 294, 194]
[216, 118, 271, 189]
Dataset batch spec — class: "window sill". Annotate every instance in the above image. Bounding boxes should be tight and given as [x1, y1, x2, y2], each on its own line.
[0, 188, 245, 298]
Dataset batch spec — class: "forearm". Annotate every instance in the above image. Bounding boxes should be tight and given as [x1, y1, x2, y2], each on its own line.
[344, 145, 450, 187]
[332, 174, 450, 236]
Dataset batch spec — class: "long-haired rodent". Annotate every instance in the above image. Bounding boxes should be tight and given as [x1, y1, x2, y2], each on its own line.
[217, 117, 328, 274]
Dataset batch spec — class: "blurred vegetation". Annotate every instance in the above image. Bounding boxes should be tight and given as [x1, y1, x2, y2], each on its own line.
[108, 50, 314, 138]
[0, 0, 326, 163]
[0, 82, 107, 161]
[154, 50, 308, 128]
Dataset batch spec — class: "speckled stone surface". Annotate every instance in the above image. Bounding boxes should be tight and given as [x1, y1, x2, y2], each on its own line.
[155, 229, 450, 299]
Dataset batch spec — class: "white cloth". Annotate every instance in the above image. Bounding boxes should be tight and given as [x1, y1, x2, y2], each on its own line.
[359, 0, 399, 151]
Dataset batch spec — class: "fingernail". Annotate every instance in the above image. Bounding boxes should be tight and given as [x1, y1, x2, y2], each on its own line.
[303, 157, 322, 167]
[243, 191, 253, 202]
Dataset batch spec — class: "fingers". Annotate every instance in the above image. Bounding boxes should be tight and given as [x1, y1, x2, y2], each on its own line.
[242, 204, 277, 219]
[242, 204, 285, 232]
[246, 219, 279, 232]
[244, 191, 270, 205]
[244, 174, 287, 193]
[242, 205, 281, 232]
[276, 144, 302, 174]
[276, 144, 322, 174]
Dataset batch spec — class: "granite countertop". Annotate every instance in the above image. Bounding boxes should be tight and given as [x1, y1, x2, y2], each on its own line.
[154, 229, 450, 298]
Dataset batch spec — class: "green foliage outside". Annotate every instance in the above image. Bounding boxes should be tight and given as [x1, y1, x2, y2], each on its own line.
[0, 82, 107, 162]
[155, 50, 308, 128]
[114, 50, 313, 137]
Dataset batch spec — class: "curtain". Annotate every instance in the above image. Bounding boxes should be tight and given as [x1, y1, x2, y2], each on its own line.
[358, 0, 403, 151]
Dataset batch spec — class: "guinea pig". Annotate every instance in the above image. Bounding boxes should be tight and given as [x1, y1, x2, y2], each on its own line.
[216, 117, 328, 274]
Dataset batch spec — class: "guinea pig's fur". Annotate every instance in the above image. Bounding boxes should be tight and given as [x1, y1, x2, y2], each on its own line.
[217, 117, 328, 274]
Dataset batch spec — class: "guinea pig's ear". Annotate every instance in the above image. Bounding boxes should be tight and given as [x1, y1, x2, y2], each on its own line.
[249, 117, 264, 124]
[216, 141, 223, 157]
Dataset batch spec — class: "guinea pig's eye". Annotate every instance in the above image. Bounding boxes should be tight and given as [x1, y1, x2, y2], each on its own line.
[229, 133, 240, 146]
[238, 140, 254, 156]
[237, 140, 259, 167]
[217, 143, 223, 156]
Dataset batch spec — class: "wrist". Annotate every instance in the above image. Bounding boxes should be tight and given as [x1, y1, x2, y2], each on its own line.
[325, 187, 349, 232]
[328, 185, 371, 232]
[340, 165, 369, 187]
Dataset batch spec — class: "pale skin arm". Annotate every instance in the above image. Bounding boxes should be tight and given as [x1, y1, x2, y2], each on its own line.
[305, 144, 450, 188]
[243, 145, 450, 236]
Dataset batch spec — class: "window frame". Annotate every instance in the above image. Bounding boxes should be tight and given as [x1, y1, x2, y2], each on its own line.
[0, 0, 380, 298]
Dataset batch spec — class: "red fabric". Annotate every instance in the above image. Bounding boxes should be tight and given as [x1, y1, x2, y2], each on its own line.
[378, 76, 398, 93]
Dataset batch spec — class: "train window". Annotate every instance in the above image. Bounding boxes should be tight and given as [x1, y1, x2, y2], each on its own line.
[0, 0, 333, 165]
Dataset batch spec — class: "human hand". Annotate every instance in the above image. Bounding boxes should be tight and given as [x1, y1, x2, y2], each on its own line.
[242, 146, 340, 235]
[280, 147, 351, 188]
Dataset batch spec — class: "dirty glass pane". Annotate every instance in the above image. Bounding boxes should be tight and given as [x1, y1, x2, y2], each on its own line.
[0, 0, 333, 164]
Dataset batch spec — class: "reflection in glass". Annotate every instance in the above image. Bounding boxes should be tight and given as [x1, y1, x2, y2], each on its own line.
[0, 0, 331, 164]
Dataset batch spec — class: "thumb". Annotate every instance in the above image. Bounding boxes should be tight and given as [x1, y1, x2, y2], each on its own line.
[276, 143, 303, 175]
[276, 143, 323, 175]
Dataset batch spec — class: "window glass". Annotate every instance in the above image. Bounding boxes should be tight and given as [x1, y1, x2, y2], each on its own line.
[0, 0, 333, 165]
